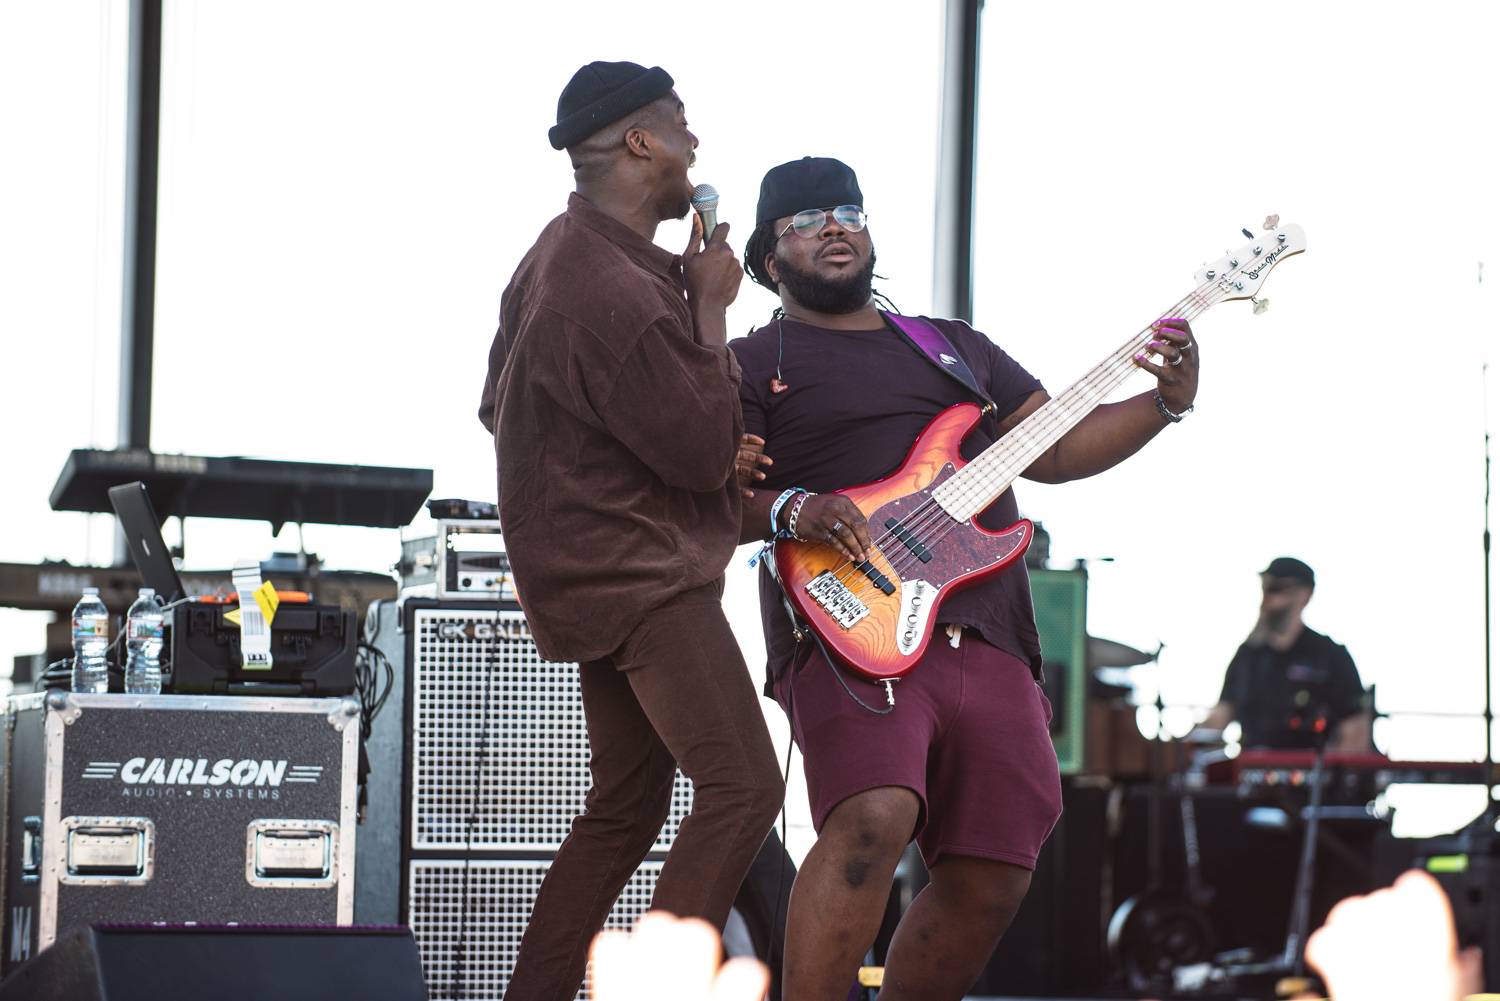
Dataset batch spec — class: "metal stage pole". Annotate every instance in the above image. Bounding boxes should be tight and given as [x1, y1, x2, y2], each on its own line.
[1484, 356, 1495, 800]
[932, 0, 984, 323]
[115, 0, 163, 564]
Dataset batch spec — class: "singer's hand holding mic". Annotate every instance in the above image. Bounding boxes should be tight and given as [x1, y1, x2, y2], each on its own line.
[683, 183, 742, 346]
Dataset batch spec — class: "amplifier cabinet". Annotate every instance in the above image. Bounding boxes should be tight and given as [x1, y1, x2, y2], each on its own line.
[0, 692, 359, 973]
[401, 599, 692, 854]
[407, 858, 662, 1000]
[354, 599, 697, 999]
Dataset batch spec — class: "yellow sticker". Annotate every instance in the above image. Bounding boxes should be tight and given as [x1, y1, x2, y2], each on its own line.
[223, 607, 242, 627]
[253, 581, 280, 627]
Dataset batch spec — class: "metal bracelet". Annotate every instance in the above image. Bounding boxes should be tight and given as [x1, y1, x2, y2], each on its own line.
[769, 487, 804, 538]
[787, 492, 814, 541]
[1154, 390, 1194, 424]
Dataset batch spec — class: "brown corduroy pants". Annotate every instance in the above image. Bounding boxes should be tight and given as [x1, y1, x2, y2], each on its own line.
[503, 580, 784, 1001]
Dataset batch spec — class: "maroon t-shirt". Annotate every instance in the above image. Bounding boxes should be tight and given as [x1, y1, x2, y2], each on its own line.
[730, 314, 1046, 686]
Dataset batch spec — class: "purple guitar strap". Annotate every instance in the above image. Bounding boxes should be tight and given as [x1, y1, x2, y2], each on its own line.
[879, 311, 997, 417]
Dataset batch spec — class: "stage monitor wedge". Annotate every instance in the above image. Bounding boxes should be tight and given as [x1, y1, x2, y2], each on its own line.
[0, 925, 428, 1001]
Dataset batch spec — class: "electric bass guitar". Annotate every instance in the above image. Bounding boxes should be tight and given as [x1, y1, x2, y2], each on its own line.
[771, 220, 1306, 683]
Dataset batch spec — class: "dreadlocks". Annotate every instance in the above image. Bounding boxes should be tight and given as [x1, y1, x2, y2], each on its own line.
[742, 218, 781, 290]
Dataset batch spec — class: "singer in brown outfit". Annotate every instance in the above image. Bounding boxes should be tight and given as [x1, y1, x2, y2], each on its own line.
[478, 61, 782, 1001]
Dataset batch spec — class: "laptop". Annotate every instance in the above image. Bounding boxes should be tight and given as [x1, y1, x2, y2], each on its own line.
[107, 481, 186, 602]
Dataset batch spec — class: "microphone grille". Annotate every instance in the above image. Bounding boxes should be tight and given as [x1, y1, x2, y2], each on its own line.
[691, 183, 719, 210]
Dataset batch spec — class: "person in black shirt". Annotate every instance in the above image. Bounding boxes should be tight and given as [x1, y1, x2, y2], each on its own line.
[1202, 557, 1369, 750]
[733, 157, 1202, 1001]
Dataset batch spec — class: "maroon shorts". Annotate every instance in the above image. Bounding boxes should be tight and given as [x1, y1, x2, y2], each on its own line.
[773, 630, 1062, 869]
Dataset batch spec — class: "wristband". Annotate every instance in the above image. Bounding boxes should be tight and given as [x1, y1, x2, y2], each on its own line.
[749, 487, 809, 570]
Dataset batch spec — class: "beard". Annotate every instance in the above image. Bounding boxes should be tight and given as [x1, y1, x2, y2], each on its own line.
[775, 246, 877, 314]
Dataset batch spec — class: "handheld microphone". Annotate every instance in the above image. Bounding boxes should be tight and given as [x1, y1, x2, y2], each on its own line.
[691, 183, 719, 236]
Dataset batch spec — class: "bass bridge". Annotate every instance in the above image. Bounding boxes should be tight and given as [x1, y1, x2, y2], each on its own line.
[805, 570, 870, 629]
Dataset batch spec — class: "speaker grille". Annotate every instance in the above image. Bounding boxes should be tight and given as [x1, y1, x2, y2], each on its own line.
[409, 607, 692, 851]
[407, 858, 661, 1000]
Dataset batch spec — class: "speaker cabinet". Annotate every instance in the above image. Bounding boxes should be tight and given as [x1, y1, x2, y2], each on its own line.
[356, 598, 693, 999]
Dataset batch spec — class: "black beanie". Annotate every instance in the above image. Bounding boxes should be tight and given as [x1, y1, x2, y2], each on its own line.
[755, 157, 864, 224]
[548, 61, 675, 151]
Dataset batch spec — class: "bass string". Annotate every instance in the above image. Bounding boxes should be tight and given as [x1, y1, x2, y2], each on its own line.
[934, 287, 1221, 521]
[866, 285, 1219, 584]
[824, 281, 1225, 603]
[882, 292, 1223, 576]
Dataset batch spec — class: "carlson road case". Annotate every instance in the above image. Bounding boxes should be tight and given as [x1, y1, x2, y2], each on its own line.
[0, 692, 359, 973]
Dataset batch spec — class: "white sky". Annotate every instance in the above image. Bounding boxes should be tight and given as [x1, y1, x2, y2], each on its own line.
[3, 1, 1499, 848]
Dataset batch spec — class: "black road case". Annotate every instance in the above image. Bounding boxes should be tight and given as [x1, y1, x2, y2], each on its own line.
[1, 692, 359, 973]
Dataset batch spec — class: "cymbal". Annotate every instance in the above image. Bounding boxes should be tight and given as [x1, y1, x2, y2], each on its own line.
[1087, 635, 1158, 669]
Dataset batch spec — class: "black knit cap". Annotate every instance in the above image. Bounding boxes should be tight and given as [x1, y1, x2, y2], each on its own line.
[1262, 556, 1315, 588]
[548, 61, 675, 151]
[755, 157, 864, 225]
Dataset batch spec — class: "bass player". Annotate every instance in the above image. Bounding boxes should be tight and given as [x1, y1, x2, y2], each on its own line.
[730, 156, 1200, 1001]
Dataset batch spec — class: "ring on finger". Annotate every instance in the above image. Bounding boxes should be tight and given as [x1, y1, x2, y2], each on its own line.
[1169, 352, 1183, 367]
[831, 520, 844, 534]
[1180, 341, 1193, 352]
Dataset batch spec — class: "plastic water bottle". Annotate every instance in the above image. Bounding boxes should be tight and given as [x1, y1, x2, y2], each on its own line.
[70, 588, 110, 693]
[124, 588, 165, 695]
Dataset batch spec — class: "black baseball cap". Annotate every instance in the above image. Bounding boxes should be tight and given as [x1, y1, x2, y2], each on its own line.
[755, 157, 864, 225]
[1261, 556, 1315, 588]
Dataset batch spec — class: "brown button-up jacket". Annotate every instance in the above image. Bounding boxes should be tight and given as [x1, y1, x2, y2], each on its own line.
[478, 193, 744, 663]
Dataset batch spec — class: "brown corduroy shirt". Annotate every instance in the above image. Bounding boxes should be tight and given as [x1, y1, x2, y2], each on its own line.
[478, 193, 744, 664]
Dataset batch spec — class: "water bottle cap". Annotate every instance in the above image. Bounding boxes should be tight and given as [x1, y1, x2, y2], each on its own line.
[82, 587, 99, 596]
[138, 588, 156, 597]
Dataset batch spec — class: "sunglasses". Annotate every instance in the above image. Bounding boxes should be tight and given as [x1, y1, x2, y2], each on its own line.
[777, 205, 868, 240]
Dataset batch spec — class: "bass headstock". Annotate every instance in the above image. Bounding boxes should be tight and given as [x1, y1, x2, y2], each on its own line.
[1193, 216, 1307, 311]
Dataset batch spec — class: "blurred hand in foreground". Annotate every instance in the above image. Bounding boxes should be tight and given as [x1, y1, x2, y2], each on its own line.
[1305, 869, 1482, 1001]
[590, 911, 770, 1001]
